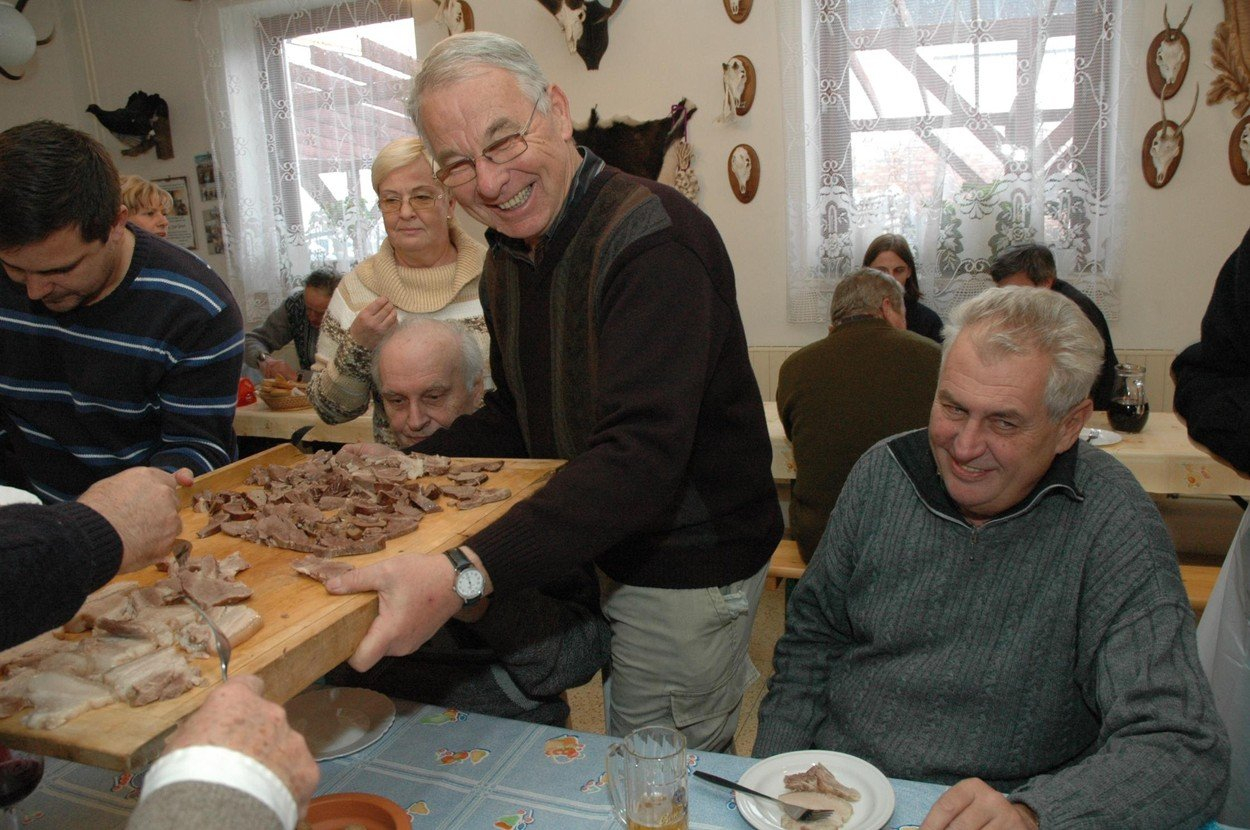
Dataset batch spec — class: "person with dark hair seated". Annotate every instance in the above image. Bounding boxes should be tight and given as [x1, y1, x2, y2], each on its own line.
[243, 269, 341, 380]
[0, 121, 243, 501]
[863, 233, 943, 343]
[989, 242, 1118, 410]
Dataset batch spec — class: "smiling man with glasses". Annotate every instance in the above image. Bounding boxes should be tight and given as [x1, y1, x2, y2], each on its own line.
[326, 32, 783, 752]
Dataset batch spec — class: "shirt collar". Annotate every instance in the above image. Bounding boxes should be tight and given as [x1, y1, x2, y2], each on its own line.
[886, 428, 1083, 527]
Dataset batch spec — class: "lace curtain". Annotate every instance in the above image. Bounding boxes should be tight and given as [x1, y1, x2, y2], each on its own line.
[193, 0, 416, 325]
[777, 0, 1137, 325]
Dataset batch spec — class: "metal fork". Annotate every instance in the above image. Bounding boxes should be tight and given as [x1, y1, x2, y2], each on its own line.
[171, 540, 231, 682]
[693, 770, 834, 823]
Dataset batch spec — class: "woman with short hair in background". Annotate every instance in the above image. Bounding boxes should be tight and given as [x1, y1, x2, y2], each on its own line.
[119, 174, 172, 238]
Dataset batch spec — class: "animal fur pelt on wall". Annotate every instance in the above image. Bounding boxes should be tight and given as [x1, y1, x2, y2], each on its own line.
[572, 99, 696, 180]
[1209, 0, 1250, 116]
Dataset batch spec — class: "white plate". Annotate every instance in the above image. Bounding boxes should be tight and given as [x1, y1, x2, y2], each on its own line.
[735, 750, 894, 830]
[0, 485, 40, 507]
[285, 687, 395, 761]
[1081, 427, 1122, 447]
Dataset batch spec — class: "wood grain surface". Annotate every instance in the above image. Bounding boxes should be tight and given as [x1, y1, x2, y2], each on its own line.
[0, 445, 561, 771]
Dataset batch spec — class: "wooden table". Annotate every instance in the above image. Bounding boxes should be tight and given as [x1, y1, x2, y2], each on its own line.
[233, 401, 374, 444]
[766, 403, 1250, 498]
[0, 445, 561, 771]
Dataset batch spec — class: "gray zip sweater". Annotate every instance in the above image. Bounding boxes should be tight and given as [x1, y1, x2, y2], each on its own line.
[755, 429, 1229, 830]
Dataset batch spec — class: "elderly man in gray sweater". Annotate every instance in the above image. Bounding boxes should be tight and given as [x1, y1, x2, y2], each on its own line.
[755, 287, 1229, 830]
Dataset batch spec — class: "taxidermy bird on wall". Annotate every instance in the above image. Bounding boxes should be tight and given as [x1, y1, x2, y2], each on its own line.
[86, 91, 174, 159]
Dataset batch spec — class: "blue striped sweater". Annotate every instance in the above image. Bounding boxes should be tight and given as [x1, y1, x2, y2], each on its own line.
[0, 227, 243, 501]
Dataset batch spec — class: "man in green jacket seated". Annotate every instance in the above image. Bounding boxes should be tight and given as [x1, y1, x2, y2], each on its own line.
[756, 287, 1229, 830]
[777, 267, 940, 562]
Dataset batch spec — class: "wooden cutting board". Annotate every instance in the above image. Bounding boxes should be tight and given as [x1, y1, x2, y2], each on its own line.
[0, 445, 562, 771]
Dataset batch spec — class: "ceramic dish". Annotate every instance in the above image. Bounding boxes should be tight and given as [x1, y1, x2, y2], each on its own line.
[285, 687, 395, 761]
[302, 792, 411, 830]
[1081, 427, 1123, 447]
[734, 750, 894, 830]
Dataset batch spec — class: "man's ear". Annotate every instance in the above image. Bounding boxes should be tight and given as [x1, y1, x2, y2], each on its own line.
[113, 206, 129, 236]
[1057, 398, 1093, 451]
[547, 84, 575, 141]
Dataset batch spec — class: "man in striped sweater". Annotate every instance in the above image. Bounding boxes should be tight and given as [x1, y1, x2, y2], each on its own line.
[756, 287, 1229, 829]
[0, 121, 243, 501]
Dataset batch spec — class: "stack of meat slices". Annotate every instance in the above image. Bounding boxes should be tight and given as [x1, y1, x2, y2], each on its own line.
[194, 449, 510, 558]
[0, 551, 261, 730]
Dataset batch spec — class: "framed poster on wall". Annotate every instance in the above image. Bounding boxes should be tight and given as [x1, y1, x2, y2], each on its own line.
[152, 176, 196, 250]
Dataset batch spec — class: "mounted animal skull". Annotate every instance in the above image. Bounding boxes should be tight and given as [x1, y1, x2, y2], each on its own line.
[731, 146, 752, 194]
[729, 0, 741, 13]
[1143, 84, 1198, 187]
[720, 58, 747, 122]
[436, 0, 467, 34]
[1148, 4, 1191, 99]
[1241, 122, 1250, 176]
[534, 0, 623, 70]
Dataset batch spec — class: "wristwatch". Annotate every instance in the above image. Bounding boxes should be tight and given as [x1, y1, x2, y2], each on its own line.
[443, 546, 485, 607]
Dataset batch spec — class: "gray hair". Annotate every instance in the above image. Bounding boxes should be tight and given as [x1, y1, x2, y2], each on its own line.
[371, 317, 484, 394]
[408, 32, 552, 138]
[830, 268, 904, 324]
[942, 287, 1103, 419]
[370, 137, 435, 195]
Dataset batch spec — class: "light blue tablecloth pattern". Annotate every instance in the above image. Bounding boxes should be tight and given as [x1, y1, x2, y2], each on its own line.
[15, 700, 1233, 829]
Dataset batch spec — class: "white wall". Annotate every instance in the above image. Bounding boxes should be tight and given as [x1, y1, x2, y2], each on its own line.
[2, 0, 1246, 353]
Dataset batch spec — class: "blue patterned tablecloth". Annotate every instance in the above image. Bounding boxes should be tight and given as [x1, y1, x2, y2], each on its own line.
[16, 700, 1234, 829]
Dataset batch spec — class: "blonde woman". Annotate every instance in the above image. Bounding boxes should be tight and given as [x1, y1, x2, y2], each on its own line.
[308, 137, 488, 445]
[119, 174, 172, 238]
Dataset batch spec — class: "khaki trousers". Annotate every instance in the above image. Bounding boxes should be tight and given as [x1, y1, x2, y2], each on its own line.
[598, 562, 767, 753]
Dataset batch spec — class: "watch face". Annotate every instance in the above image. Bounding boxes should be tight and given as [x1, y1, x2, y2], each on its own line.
[455, 567, 485, 600]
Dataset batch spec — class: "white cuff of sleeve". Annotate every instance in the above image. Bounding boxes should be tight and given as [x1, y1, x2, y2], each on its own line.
[140, 745, 298, 830]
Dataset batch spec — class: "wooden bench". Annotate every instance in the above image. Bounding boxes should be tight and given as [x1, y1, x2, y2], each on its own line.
[769, 540, 1224, 618]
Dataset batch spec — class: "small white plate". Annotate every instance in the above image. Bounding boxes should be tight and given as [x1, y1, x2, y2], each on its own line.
[285, 687, 395, 761]
[1081, 427, 1122, 447]
[735, 750, 894, 830]
[0, 485, 41, 507]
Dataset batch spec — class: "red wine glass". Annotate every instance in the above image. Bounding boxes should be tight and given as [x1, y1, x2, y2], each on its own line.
[0, 746, 44, 830]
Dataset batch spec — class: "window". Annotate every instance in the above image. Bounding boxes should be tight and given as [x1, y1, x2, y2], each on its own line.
[779, 0, 1129, 323]
[195, 0, 417, 318]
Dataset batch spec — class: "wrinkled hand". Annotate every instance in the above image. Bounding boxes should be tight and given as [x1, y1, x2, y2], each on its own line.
[164, 675, 319, 816]
[919, 778, 1039, 830]
[260, 357, 298, 381]
[77, 467, 195, 573]
[325, 552, 464, 671]
[348, 296, 398, 350]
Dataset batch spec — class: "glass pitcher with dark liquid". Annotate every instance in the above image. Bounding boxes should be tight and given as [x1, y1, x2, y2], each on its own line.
[1108, 363, 1149, 433]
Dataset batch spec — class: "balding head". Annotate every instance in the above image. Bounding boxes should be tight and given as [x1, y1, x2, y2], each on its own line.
[372, 318, 484, 445]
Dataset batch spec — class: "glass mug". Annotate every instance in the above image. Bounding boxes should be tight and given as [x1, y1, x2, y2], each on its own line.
[1108, 363, 1150, 433]
[606, 726, 689, 830]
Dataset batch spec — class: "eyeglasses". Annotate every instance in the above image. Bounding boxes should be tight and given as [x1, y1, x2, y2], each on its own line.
[378, 191, 446, 215]
[435, 95, 544, 187]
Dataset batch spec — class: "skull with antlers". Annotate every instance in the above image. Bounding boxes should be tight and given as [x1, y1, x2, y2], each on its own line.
[1149, 4, 1191, 99]
[1144, 83, 1198, 187]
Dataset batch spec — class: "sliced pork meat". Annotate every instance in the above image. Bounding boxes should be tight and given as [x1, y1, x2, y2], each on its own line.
[291, 556, 355, 583]
[782, 763, 861, 802]
[63, 581, 141, 633]
[454, 487, 512, 510]
[448, 471, 488, 486]
[0, 631, 71, 677]
[449, 459, 504, 474]
[217, 552, 252, 580]
[21, 671, 116, 729]
[178, 570, 253, 607]
[104, 647, 203, 706]
[179, 606, 263, 658]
